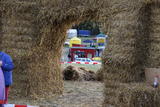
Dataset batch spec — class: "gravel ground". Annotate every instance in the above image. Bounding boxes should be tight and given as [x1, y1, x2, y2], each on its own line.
[9, 81, 104, 107]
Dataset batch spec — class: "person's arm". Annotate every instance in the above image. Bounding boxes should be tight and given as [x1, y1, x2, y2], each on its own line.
[1, 55, 14, 71]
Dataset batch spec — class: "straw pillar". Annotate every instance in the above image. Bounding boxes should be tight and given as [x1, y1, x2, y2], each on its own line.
[148, 3, 160, 67]
[0, 0, 65, 98]
[0, 0, 103, 99]
[103, 0, 149, 83]
[0, 1, 40, 98]
[25, 25, 67, 98]
[103, 1, 153, 106]
[26, 47, 63, 98]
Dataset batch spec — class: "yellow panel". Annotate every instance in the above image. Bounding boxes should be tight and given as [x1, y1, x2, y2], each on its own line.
[97, 39, 105, 43]
[69, 37, 81, 47]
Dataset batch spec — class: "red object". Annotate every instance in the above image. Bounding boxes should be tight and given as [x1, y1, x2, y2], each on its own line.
[93, 62, 98, 64]
[60, 61, 101, 65]
[4, 87, 9, 104]
[0, 100, 5, 104]
[85, 62, 89, 64]
[76, 62, 80, 64]
[72, 44, 86, 47]
[70, 47, 96, 61]
[15, 105, 27, 107]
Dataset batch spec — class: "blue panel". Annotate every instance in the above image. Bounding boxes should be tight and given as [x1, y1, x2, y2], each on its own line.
[78, 30, 91, 36]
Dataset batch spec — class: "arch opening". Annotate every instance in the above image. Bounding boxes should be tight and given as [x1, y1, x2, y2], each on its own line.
[61, 20, 105, 74]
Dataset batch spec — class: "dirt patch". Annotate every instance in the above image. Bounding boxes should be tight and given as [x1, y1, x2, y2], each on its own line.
[9, 81, 104, 107]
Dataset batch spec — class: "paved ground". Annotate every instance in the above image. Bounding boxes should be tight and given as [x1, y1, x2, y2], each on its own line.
[9, 81, 104, 107]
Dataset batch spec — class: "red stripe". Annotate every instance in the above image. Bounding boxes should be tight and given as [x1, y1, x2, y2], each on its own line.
[93, 62, 98, 64]
[15, 105, 27, 107]
[85, 62, 89, 64]
[76, 62, 80, 64]
[0, 100, 5, 104]
[62, 62, 101, 65]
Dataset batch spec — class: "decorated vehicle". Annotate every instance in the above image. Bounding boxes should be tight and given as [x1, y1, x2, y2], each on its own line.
[74, 58, 101, 64]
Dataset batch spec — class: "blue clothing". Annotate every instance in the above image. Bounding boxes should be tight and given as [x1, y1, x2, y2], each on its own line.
[0, 52, 14, 86]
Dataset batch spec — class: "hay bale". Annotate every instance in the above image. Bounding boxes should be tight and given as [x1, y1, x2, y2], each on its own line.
[147, 4, 160, 68]
[63, 65, 85, 81]
[96, 68, 104, 81]
[103, 82, 160, 107]
[83, 70, 97, 81]
[0, 0, 65, 99]
[1, 0, 160, 103]
[79, 67, 97, 81]
[0, 0, 41, 99]
[63, 66, 97, 81]
[102, 1, 158, 106]
[0, 0, 109, 99]
[103, 0, 152, 83]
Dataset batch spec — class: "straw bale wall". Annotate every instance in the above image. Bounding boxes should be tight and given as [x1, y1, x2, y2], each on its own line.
[0, 0, 45, 98]
[103, 83, 160, 107]
[0, 0, 160, 106]
[147, 3, 160, 67]
[103, 0, 149, 83]
[0, 0, 108, 99]
[103, 1, 160, 106]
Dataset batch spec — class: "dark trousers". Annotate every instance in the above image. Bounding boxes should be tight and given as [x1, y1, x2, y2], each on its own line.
[5, 86, 10, 104]
[0, 104, 4, 107]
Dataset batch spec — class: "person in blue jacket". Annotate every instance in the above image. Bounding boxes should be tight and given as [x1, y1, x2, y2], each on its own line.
[0, 52, 14, 104]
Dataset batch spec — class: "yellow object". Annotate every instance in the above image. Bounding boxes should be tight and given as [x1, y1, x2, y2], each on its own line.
[97, 38, 105, 43]
[69, 37, 81, 47]
[92, 57, 101, 61]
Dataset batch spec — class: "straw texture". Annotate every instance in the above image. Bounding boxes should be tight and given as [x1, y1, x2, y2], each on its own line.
[0, 0, 108, 99]
[0, 1, 160, 106]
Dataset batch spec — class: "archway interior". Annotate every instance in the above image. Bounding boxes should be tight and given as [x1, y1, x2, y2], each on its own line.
[61, 20, 106, 73]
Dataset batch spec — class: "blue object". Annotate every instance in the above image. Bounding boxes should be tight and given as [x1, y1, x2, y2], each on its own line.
[96, 33, 106, 37]
[78, 30, 91, 37]
[0, 52, 14, 86]
[0, 67, 5, 103]
[98, 43, 105, 46]
[83, 39, 94, 43]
